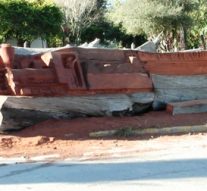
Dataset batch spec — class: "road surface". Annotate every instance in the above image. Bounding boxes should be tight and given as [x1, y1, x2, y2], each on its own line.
[1, 134, 207, 190]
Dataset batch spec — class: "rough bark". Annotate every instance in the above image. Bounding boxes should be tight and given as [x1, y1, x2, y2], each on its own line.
[0, 93, 154, 131]
[151, 74, 207, 110]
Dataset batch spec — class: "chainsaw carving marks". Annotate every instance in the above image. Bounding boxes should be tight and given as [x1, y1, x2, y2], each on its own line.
[52, 52, 86, 90]
[138, 51, 207, 75]
[13, 55, 48, 69]
[7, 48, 154, 95]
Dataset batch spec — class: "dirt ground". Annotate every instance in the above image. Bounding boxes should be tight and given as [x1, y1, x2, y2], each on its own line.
[0, 111, 207, 160]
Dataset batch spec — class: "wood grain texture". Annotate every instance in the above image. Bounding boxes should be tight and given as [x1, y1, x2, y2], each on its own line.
[151, 74, 207, 109]
[138, 51, 207, 62]
[87, 73, 153, 91]
[0, 93, 154, 131]
[144, 61, 207, 75]
[167, 99, 207, 115]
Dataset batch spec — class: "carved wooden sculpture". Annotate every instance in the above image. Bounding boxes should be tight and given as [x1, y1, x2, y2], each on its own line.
[1, 44, 207, 131]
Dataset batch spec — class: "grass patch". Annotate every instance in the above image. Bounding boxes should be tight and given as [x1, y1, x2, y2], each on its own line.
[114, 127, 135, 138]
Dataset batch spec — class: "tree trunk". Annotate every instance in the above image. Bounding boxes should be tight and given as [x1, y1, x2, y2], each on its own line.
[0, 93, 154, 131]
[180, 25, 186, 50]
[17, 39, 25, 47]
[201, 33, 206, 50]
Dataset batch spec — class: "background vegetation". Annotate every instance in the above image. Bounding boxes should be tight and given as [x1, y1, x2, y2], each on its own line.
[108, 0, 207, 51]
[0, 0, 207, 51]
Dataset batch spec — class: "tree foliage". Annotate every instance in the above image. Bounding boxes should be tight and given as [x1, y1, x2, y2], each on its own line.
[81, 20, 146, 48]
[188, 0, 207, 48]
[108, 0, 203, 51]
[0, 0, 63, 46]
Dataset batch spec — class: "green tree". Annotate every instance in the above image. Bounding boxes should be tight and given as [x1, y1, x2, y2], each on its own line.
[81, 20, 146, 48]
[188, 0, 207, 49]
[32, 1, 63, 43]
[0, 0, 63, 46]
[108, 0, 199, 51]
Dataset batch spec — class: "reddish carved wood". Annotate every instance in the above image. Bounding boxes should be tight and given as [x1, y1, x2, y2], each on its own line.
[138, 51, 207, 75]
[0, 44, 14, 68]
[4, 44, 207, 97]
[87, 73, 152, 92]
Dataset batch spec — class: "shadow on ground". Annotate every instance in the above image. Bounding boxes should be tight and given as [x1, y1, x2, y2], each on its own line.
[0, 158, 207, 184]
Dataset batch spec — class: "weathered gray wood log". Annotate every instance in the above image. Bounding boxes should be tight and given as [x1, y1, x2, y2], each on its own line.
[0, 93, 154, 131]
[167, 99, 207, 115]
[151, 74, 207, 110]
[13, 45, 73, 55]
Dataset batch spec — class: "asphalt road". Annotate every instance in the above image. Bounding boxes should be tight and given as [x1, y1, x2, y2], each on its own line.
[1, 134, 207, 191]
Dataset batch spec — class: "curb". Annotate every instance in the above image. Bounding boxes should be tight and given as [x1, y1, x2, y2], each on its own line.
[89, 124, 207, 138]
